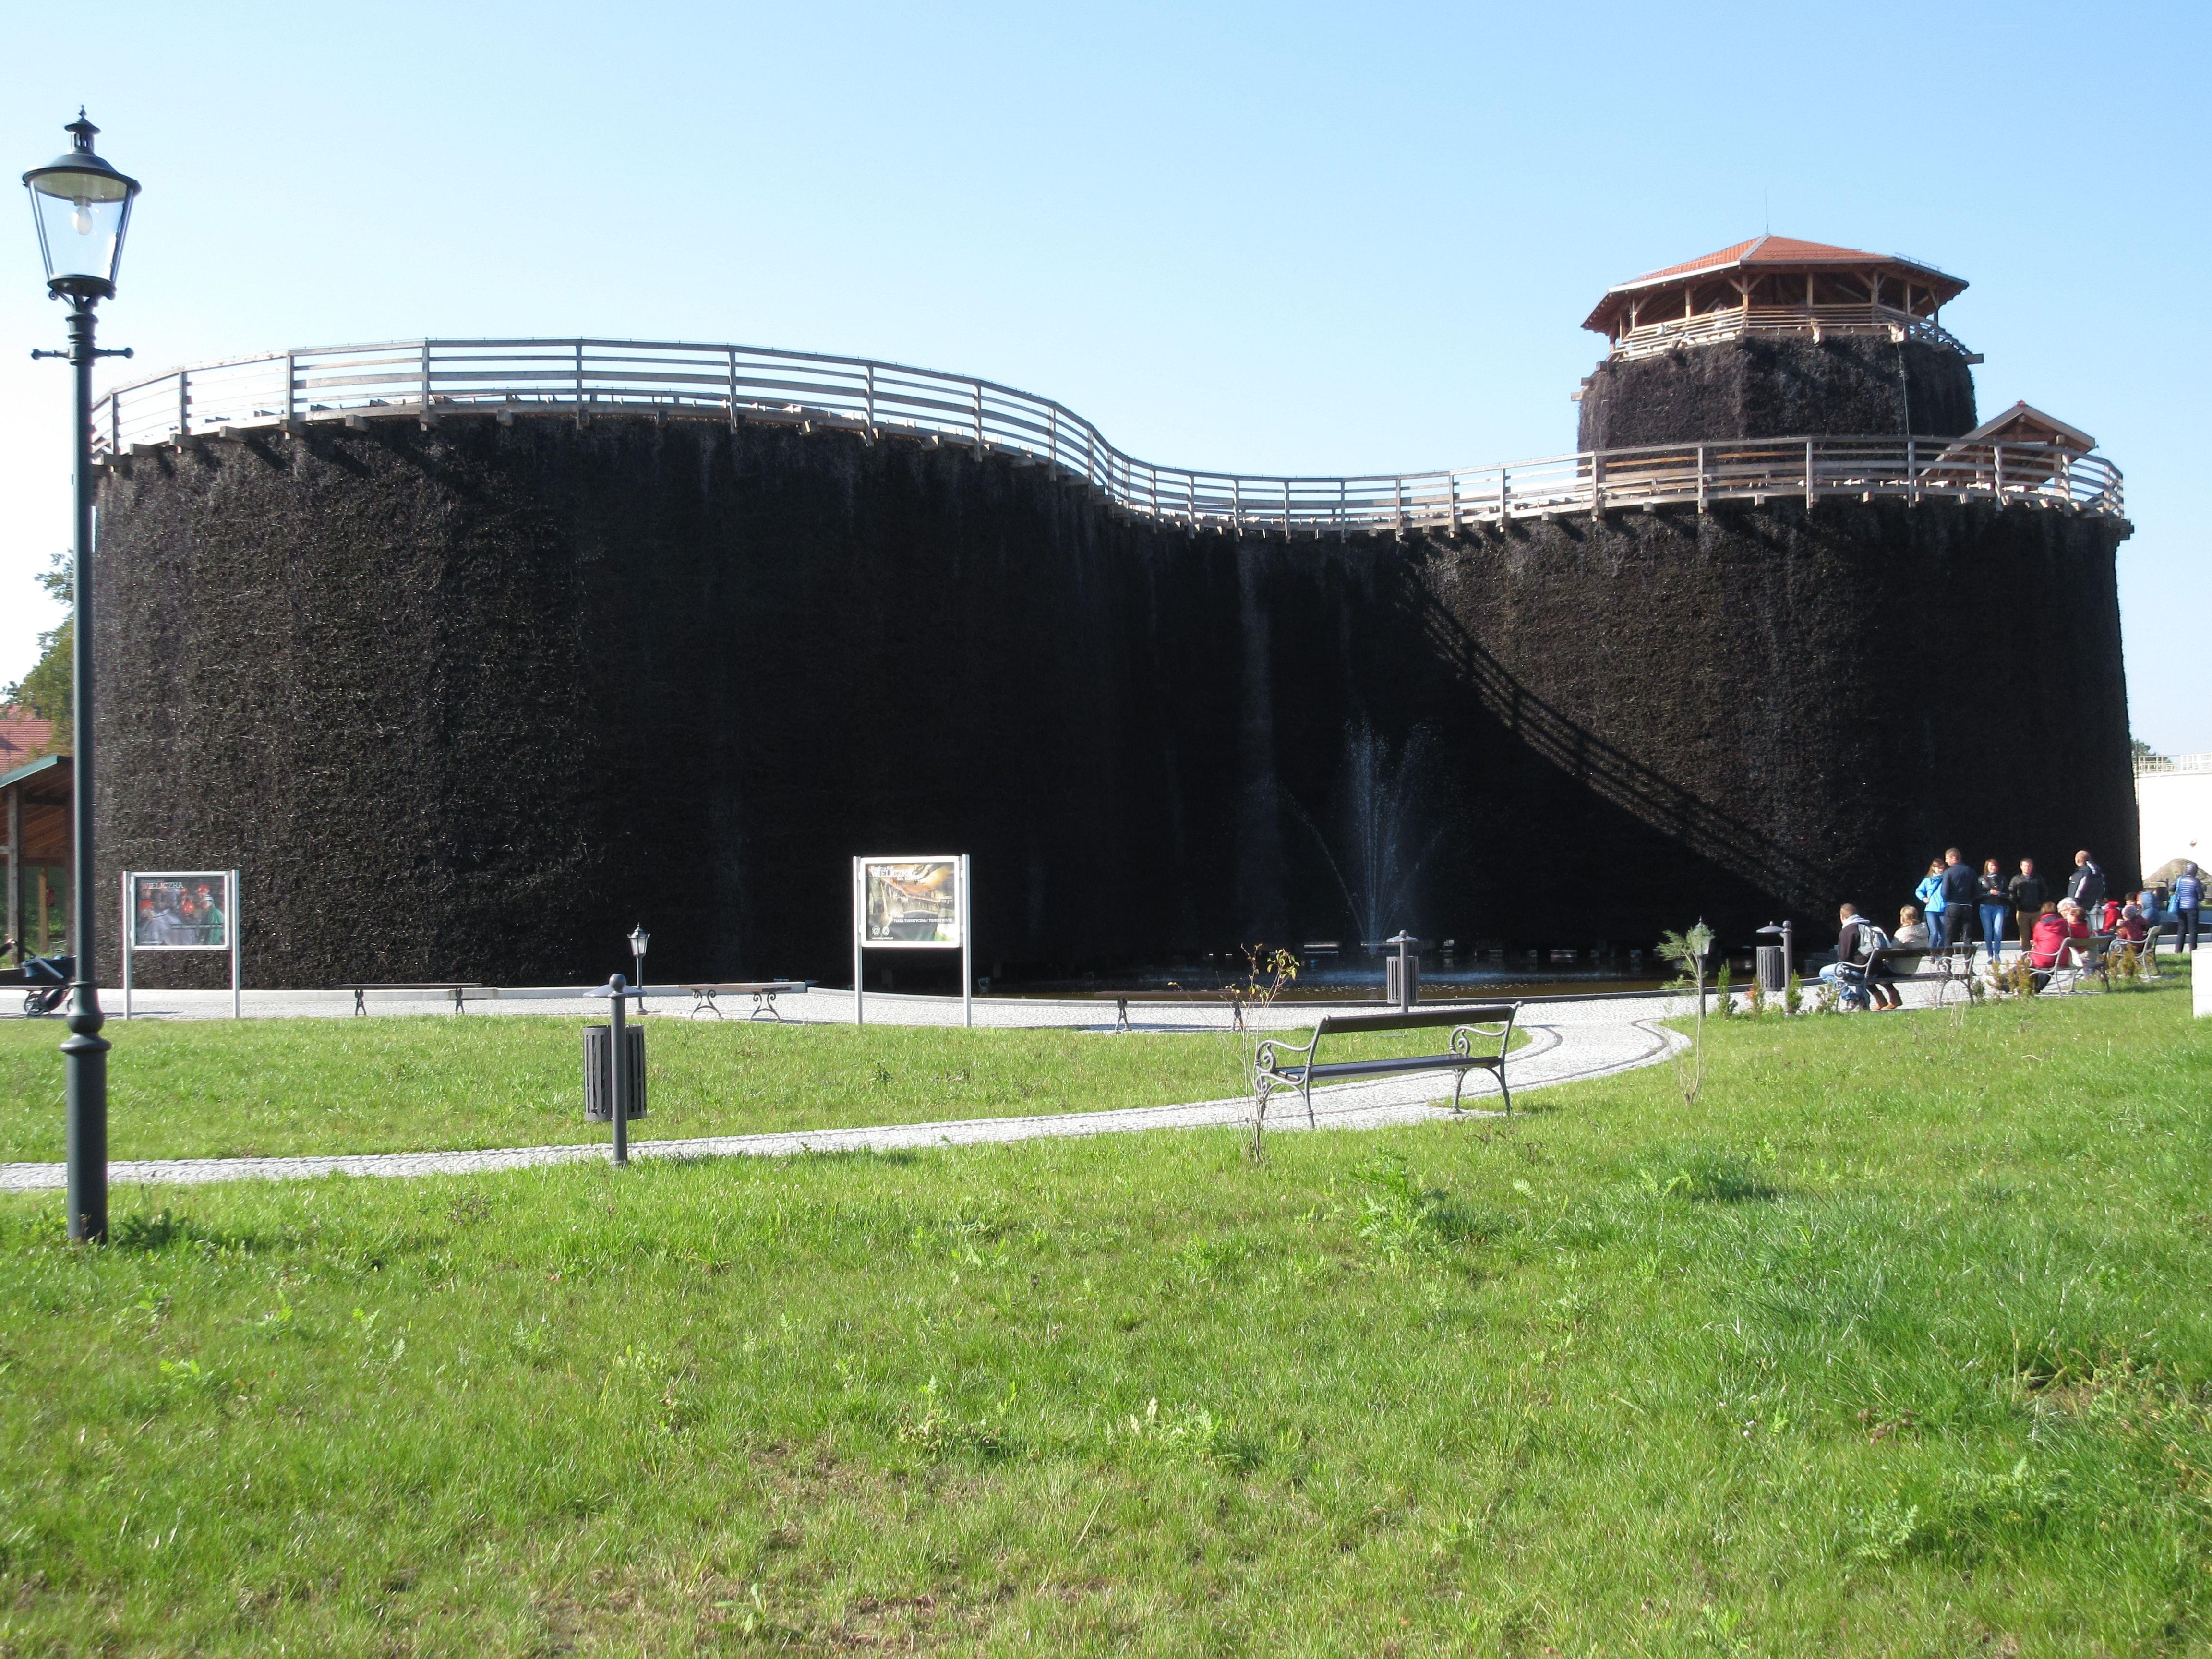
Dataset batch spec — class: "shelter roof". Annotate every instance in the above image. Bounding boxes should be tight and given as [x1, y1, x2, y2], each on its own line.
[1583, 235, 1969, 332]
[1957, 401, 2097, 452]
[0, 752, 66, 795]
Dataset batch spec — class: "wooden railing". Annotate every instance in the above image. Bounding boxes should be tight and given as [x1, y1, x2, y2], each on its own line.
[1610, 302, 1971, 361]
[2134, 753, 2212, 777]
[89, 337, 2124, 531]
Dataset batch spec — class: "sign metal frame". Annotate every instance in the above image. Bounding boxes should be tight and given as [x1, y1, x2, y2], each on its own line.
[120, 868, 240, 1019]
[852, 854, 971, 1028]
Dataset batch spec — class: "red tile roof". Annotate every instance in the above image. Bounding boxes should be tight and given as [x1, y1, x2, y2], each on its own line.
[1585, 235, 1968, 333]
[1629, 235, 1898, 284]
[0, 705, 56, 770]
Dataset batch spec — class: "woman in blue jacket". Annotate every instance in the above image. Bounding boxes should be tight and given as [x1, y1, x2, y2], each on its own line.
[1915, 860, 1946, 939]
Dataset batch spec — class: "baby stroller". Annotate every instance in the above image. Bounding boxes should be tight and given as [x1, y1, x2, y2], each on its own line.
[17, 952, 72, 1018]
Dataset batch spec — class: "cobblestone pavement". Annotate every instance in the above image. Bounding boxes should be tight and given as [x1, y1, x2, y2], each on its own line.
[0, 977, 1966, 1191]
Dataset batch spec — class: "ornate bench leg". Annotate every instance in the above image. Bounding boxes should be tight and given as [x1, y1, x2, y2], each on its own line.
[1303, 1073, 1316, 1129]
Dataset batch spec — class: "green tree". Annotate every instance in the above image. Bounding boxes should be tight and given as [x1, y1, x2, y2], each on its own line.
[3, 552, 71, 754]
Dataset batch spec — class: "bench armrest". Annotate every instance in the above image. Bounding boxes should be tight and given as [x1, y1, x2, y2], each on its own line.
[1454, 1000, 1519, 1056]
[1449, 1016, 1514, 1062]
[1254, 1030, 1320, 1076]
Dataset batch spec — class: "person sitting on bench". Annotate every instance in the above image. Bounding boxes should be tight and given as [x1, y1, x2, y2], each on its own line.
[2026, 901, 2088, 992]
[1825, 903, 1901, 1010]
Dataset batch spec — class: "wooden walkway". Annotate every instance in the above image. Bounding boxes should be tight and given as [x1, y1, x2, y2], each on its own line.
[90, 338, 2125, 537]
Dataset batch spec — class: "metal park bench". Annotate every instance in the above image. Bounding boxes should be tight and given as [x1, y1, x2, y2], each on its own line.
[337, 981, 483, 1015]
[1254, 1003, 1522, 1127]
[1087, 990, 1209, 1032]
[2035, 933, 2111, 995]
[681, 981, 808, 1021]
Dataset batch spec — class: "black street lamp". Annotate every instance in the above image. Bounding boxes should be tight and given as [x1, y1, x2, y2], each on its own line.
[628, 924, 649, 1013]
[24, 111, 140, 1243]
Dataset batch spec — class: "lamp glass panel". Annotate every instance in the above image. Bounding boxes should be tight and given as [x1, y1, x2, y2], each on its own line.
[27, 168, 132, 284]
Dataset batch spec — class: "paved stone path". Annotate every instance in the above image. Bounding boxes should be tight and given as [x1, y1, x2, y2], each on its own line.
[0, 978, 1951, 1192]
[9, 973, 1991, 1194]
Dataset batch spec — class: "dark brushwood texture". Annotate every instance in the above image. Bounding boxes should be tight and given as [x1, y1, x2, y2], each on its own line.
[92, 413, 2135, 989]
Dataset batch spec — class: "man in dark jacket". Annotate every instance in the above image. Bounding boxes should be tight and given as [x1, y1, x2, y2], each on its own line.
[1834, 903, 1903, 1011]
[1937, 848, 1978, 951]
[2009, 859, 2047, 955]
[2068, 850, 2107, 918]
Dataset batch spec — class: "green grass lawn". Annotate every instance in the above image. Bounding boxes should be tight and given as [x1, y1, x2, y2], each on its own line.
[0, 976, 2207, 1654]
[0, 1016, 1524, 1163]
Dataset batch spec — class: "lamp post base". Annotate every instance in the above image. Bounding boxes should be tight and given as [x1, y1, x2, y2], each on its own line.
[61, 985, 108, 1241]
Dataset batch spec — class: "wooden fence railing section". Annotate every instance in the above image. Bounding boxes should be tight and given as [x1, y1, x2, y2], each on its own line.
[91, 338, 2125, 533]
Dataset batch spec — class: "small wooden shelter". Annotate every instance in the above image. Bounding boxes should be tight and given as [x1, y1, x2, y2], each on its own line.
[1583, 235, 1972, 360]
[1922, 401, 2105, 499]
[1954, 401, 2096, 453]
[1, 753, 72, 961]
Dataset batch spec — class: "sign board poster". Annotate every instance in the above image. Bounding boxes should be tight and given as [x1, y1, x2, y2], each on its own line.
[129, 872, 233, 950]
[120, 869, 242, 1019]
[860, 857, 962, 947]
[853, 854, 971, 1027]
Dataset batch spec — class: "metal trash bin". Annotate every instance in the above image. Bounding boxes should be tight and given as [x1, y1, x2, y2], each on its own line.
[1756, 945, 1788, 993]
[1385, 931, 1420, 1011]
[583, 1023, 647, 1121]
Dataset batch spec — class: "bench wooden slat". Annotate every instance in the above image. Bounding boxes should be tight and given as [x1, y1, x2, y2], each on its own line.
[1299, 1053, 1500, 1081]
[336, 981, 484, 991]
[1311, 1003, 1515, 1035]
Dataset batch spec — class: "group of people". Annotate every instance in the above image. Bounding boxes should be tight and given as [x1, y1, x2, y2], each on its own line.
[133, 881, 227, 948]
[1827, 849, 2204, 1009]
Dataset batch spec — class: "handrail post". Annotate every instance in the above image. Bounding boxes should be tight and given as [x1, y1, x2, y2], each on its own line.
[1992, 442, 2004, 505]
[1336, 479, 1346, 541]
[283, 352, 295, 424]
[1282, 479, 1291, 538]
[1804, 438, 1816, 509]
[1149, 464, 1158, 522]
[2059, 446, 2072, 506]
[574, 341, 585, 415]
[1498, 465, 1508, 523]
[971, 381, 984, 454]
[1448, 471, 1460, 535]
[864, 362, 876, 440]
[727, 347, 738, 426]
[1590, 451, 1603, 516]
[108, 393, 118, 456]
[419, 340, 432, 416]
[1395, 477, 1406, 536]
[177, 369, 189, 439]
[1232, 477, 1242, 533]
[1048, 406, 1058, 475]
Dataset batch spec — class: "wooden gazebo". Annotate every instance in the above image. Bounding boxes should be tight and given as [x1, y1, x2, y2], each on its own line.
[1583, 235, 1974, 361]
[1, 753, 72, 962]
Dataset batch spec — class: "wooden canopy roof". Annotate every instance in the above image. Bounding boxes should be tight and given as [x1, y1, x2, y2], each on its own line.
[1583, 236, 1969, 335]
[1957, 401, 2097, 453]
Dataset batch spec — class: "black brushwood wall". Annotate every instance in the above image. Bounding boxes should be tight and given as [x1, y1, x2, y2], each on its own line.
[93, 413, 2134, 987]
[1577, 335, 1979, 450]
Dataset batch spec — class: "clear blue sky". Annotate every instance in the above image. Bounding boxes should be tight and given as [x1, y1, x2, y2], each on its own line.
[4, 0, 2205, 749]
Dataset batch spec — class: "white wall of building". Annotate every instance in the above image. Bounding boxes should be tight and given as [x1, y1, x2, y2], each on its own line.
[2137, 757, 2212, 879]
